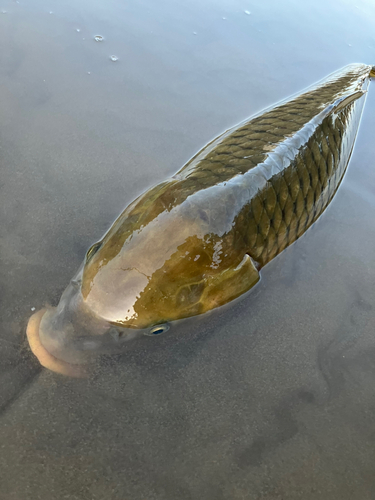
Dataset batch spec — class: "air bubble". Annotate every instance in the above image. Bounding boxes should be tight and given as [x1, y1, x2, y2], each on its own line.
[94, 35, 104, 42]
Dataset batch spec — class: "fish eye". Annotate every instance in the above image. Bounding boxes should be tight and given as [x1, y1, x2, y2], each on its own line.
[86, 241, 102, 263]
[147, 324, 170, 336]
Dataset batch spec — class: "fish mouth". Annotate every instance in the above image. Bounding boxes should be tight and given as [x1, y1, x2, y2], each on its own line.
[26, 308, 87, 378]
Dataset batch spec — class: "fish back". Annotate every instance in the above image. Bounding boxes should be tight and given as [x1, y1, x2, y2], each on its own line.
[242, 91, 367, 266]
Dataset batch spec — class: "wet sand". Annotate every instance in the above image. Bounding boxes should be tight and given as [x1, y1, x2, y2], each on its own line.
[1, 0, 375, 498]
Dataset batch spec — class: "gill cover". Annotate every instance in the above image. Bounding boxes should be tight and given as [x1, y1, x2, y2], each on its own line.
[199, 254, 260, 312]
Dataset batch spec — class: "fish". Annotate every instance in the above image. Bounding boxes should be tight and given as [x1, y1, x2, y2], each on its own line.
[27, 63, 375, 376]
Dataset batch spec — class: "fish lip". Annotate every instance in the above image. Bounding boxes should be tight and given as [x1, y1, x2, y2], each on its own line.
[26, 308, 87, 378]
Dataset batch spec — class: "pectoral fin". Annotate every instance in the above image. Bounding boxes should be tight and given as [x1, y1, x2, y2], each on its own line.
[201, 254, 260, 312]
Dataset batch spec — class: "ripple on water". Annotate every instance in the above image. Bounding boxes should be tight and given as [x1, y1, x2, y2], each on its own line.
[94, 35, 104, 42]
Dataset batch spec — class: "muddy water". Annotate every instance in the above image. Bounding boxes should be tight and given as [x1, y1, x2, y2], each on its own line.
[1, 0, 375, 498]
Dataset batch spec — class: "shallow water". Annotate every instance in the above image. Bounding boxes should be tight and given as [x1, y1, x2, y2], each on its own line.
[1, 0, 375, 498]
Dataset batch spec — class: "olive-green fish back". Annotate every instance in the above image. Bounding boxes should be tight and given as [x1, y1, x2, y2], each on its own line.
[239, 96, 365, 266]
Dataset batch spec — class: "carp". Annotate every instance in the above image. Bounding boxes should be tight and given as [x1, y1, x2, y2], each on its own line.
[27, 63, 375, 376]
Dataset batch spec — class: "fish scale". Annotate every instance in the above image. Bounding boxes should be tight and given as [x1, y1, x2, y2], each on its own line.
[179, 68, 368, 189]
[244, 101, 359, 266]
[105, 65, 370, 271]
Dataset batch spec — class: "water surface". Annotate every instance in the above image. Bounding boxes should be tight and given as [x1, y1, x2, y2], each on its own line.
[1, 0, 375, 498]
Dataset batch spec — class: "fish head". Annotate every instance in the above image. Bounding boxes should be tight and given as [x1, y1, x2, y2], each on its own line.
[35, 267, 140, 366]
[36, 204, 259, 366]
[80, 207, 260, 329]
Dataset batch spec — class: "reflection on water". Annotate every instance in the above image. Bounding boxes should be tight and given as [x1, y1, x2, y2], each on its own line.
[1, 0, 375, 498]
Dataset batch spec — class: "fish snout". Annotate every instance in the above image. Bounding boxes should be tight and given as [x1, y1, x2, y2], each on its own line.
[38, 306, 99, 365]
[26, 282, 115, 375]
[26, 308, 87, 377]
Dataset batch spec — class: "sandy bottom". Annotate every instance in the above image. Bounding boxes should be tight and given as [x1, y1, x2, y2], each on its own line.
[2, 0, 375, 498]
